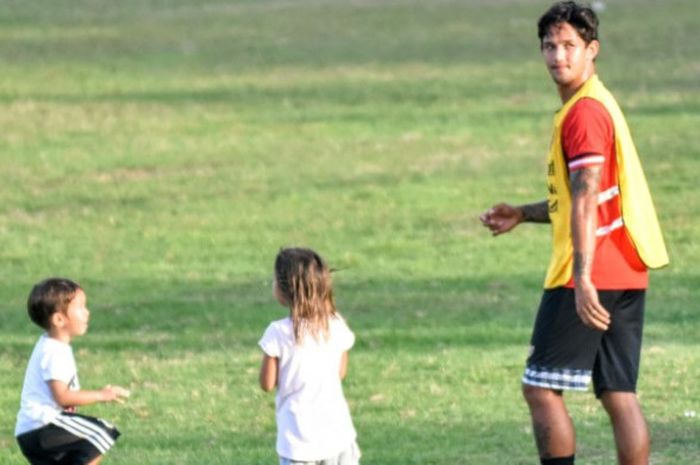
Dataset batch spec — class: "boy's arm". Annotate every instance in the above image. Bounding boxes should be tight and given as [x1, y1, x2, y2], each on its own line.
[49, 380, 130, 407]
[259, 354, 278, 392]
[339, 351, 349, 380]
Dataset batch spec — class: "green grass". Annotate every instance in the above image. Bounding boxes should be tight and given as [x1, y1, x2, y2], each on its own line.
[1, 0, 699, 463]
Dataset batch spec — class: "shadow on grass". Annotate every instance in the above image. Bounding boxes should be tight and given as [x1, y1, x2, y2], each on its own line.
[2, 270, 697, 357]
[0, 83, 549, 119]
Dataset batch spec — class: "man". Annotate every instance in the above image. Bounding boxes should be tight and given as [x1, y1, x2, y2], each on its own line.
[480, 2, 668, 465]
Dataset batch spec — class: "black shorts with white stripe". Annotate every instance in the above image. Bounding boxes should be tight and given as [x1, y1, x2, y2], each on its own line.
[523, 287, 645, 398]
[17, 412, 120, 465]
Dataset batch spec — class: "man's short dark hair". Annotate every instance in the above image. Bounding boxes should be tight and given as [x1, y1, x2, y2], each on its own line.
[27, 278, 82, 330]
[538, 1, 599, 46]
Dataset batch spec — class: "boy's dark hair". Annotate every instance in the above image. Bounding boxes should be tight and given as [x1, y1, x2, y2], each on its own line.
[538, 1, 599, 46]
[27, 278, 82, 330]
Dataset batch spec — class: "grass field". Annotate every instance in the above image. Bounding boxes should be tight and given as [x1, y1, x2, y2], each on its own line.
[1, 0, 699, 463]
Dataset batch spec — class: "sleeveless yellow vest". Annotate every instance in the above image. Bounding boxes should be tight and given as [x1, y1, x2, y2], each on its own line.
[544, 75, 669, 288]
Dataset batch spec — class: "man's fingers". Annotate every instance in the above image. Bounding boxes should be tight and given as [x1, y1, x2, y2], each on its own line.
[589, 308, 610, 331]
[590, 315, 609, 331]
[593, 303, 611, 324]
[582, 312, 607, 331]
[578, 304, 610, 331]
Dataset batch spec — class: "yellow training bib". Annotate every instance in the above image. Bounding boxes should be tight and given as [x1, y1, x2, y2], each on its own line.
[544, 75, 669, 289]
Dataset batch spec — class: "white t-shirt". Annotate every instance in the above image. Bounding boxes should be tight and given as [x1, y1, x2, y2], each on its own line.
[15, 334, 80, 436]
[259, 315, 357, 461]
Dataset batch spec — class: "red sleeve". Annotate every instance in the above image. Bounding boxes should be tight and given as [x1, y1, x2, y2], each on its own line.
[561, 98, 614, 171]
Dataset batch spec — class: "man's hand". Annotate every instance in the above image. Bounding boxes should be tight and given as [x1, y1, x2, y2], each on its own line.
[480, 203, 524, 236]
[574, 279, 611, 331]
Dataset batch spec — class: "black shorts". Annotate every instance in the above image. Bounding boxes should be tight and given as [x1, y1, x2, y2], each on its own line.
[522, 287, 645, 397]
[16, 412, 120, 465]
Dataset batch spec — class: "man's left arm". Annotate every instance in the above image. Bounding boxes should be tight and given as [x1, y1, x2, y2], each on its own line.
[570, 165, 611, 331]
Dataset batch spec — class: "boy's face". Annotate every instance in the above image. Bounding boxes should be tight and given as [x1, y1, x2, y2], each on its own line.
[58, 289, 91, 338]
[541, 21, 599, 90]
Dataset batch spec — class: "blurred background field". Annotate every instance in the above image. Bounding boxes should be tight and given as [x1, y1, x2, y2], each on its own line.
[1, 1, 698, 463]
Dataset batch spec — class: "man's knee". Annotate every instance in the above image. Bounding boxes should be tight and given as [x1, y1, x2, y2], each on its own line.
[599, 391, 642, 416]
[522, 384, 563, 408]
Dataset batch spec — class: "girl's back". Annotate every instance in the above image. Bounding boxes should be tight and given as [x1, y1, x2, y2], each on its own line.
[259, 247, 360, 464]
[259, 314, 356, 461]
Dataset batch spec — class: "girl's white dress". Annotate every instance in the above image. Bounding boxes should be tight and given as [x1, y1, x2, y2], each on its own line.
[259, 315, 357, 462]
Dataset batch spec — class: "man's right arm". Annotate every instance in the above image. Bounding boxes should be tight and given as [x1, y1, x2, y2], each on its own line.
[519, 201, 550, 223]
[480, 200, 549, 236]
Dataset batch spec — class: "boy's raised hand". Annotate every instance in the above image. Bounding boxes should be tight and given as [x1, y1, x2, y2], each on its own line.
[101, 384, 131, 404]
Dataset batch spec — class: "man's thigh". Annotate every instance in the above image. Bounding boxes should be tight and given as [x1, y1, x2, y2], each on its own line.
[593, 290, 646, 397]
[523, 287, 604, 391]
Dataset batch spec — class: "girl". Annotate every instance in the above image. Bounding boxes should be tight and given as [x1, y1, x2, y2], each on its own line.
[259, 247, 360, 465]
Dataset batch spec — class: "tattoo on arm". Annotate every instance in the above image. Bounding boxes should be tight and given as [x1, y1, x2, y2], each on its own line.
[570, 166, 602, 281]
[570, 166, 602, 197]
[573, 251, 595, 281]
[520, 201, 550, 223]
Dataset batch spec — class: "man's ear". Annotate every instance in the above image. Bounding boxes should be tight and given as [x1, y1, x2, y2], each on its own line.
[587, 39, 600, 61]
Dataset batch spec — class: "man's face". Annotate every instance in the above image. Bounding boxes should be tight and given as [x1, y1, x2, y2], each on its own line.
[541, 21, 598, 89]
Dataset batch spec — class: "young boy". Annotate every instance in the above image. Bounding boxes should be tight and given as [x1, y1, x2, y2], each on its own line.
[15, 278, 130, 465]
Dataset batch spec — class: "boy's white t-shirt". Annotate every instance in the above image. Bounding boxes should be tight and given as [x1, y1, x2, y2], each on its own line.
[15, 334, 80, 436]
[259, 315, 356, 461]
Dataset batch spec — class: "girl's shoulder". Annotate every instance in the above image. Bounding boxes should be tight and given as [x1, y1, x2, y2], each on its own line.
[330, 312, 351, 329]
[263, 317, 293, 337]
[328, 313, 355, 349]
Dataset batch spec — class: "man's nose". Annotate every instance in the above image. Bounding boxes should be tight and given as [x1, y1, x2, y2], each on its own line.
[554, 45, 566, 61]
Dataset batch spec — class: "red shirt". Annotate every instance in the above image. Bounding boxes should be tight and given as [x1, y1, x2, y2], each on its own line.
[561, 98, 647, 289]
